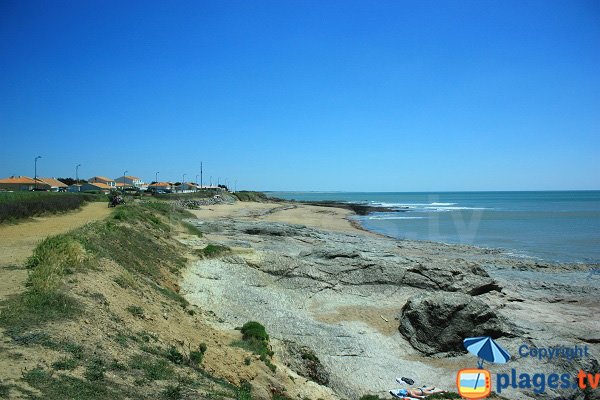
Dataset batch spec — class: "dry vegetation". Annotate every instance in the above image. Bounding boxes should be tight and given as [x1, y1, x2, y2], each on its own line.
[0, 192, 107, 223]
[0, 200, 334, 400]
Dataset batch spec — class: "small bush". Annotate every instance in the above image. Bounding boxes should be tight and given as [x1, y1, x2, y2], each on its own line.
[236, 380, 252, 400]
[188, 343, 207, 366]
[162, 384, 183, 400]
[52, 357, 79, 370]
[84, 358, 106, 381]
[129, 355, 174, 381]
[196, 244, 230, 258]
[241, 321, 269, 342]
[359, 396, 385, 400]
[127, 305, 144, 318]
[167, 346, 185, 365]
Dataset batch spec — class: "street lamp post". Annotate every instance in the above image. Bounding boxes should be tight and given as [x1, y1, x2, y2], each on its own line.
[76, 164, 81, 192]
[34, 156, 42, 190]
[200, 161, 203, 189]
[123, 170, 128, 192]
[155, 172, 159, 183]
[182, 174, 186, 192]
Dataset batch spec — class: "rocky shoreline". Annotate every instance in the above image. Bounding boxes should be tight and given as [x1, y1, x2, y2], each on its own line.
[180, 202, 599, 400]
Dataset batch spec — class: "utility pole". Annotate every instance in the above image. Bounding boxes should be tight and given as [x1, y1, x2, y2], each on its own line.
[200, 161, 203, 189]
[195, 174, 199, 186]
[123, 170, 128, 191]
[155, 172, 159, 183]
[34, 156, 42, 190]
[210, 176, 212, 187]
[76, 164, 81, 192]
[182, 174, 186, 192]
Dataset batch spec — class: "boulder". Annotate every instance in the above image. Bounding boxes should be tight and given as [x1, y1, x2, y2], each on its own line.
[399, 292, 507, 354]
[401, 264, 501, 295]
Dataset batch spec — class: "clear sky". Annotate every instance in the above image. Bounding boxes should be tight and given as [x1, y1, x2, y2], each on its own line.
[1, 0, 599, 191]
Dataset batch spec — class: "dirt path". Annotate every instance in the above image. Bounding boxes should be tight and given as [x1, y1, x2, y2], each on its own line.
[0, 202, 112, 301]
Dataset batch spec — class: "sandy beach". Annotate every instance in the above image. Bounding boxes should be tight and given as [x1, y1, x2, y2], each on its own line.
[181, 200, 600, 399]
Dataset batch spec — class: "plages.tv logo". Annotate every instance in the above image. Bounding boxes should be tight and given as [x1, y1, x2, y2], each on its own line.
[456, 336, 511, 399]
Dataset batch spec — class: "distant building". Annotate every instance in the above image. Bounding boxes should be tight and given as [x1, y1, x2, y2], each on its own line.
[114, 175, 144, 188]
[176, 182, 199, 192]
[147, 182, 173, 191]
[88, 176, 116, 188]
[0, 176, 38, 191]
[80, 182, 113, 193]
[35, 178, 68, 192]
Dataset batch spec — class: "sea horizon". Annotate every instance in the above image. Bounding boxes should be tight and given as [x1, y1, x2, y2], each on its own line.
[268, 190, 600, 264]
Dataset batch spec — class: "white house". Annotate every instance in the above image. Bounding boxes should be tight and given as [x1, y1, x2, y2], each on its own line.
[114, 175, 144, 188]
[89, 176, 116, 188]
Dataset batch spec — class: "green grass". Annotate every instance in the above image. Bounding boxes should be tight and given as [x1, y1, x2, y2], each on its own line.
[127, 305, 145, 318]
[23, 367, 134, 400]
[0, 291, 81, 338]
[52, 357, 79, 370]
[162, 385, 183, 399]
[0, 381, 11, 398]
[152, 189, 219, 201]
[232, 191, 268, 202]
[426, 393, 462, 399]
[183, 222, 203, 237]
[236, 380, 252, 400]
[0, 191, 107, 223]
[129, 355, 175, 381]
[196, 244, 231, 258]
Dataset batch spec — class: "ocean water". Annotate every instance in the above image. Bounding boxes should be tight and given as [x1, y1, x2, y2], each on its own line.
[267, 191, 600, 264]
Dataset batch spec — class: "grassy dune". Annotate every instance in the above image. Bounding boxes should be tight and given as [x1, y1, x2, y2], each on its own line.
[0, 192, 107, 223]
[0, 201, 288, 399]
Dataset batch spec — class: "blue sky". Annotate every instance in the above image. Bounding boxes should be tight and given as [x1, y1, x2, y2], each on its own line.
[1, 0, 599, 191]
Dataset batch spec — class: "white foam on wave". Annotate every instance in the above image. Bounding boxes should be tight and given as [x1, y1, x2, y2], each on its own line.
[423, 206, 490, 211]
[367, 216, 426, 220]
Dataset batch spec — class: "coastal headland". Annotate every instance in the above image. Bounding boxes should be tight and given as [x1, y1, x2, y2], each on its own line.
[182, 199, 599, 399]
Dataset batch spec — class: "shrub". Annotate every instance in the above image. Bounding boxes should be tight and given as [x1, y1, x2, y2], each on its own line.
[84, 358, 106, 381]
[52, 357, 79, 370]
[129, 355, 174, 380]
[188, 343, 207, 365]
[240, 321, 269, 342]
[127, 305, 144, 318]
[196, 244, 230, 258]
[236, 380, 252, 400]
[0, 192, 105, 223]
[162, 385, 183, 399]
[166, 346, 185, 365]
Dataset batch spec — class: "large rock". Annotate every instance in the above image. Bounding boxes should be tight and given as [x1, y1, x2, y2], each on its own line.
[401, 264, 502, 295]
[399, 292, 507, 355]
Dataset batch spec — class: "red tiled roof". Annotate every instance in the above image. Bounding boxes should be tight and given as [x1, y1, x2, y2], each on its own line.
[0, 176, 37, 184]
[36, 178, 68, 187]
[148, 182, 171, 187]
[90, 176, 115, 183]
[87, 182, 111, 189]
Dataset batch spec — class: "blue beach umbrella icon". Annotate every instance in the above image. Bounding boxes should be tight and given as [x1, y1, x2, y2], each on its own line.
[464, 336, 511, 366]
[463, 336, 511, 390]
